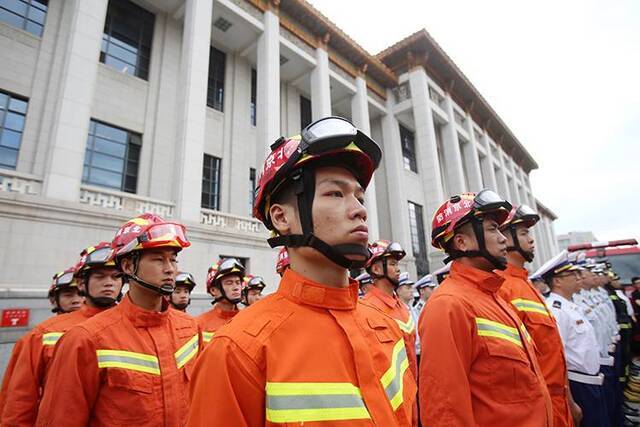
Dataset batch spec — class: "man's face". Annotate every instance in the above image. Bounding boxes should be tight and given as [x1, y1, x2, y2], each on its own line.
[372, 257, 400, 282]
[171, 285, 191, 307]
[482, 217, 508, 263]
[515, 225, 535, 257]
[396, 284, 413, 303]
[85, 267, 123, 300]
[246, 288, 263, 305]
[123, 248, 178, 290]
[220, 274, 243, 302]
[307, 166, 369, 263]
[57, 288, 83, 312]
[634, 280, 640, 291]
[555, 270, 582, 295]
[419, 287, 434, 301]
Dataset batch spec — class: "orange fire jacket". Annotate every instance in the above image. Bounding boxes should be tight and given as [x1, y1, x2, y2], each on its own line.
[361, 285, 418, 379]
[34, 295, 201, 427]
[0, 334, 26, 419]
[2, 305, 106, 426]
[418, 261, 553, 427]
[195, 304, 238, 345]
[187, 269, 417, 426]
[497, 263, 573, 427]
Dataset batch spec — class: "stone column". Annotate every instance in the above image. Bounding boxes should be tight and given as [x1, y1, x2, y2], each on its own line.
[462, 112, 484, 192]
[441, 93, 467, 194]
[310, 34, 331, 120]
[482, 133, 499, 191]
[257, 2, 280, 154]
[351, 71, 379, 240]
[173, 0, 213, 222]
[496, 147, 512, 201]
[380, 91, 410, 250]
[408, 67, 447, 268]
[41, 0, 109, 201]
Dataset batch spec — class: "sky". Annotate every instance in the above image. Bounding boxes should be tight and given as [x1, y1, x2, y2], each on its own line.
[308, 0, 640, 242]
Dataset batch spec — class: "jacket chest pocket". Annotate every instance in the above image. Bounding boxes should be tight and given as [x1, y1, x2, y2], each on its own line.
[367, 317, 395, 344]
[484, 339, 541, 403]
[101, 369, 159, 423]
[525, 314, 560, 356]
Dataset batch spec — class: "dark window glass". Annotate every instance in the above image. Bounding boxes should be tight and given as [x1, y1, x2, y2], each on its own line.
[0, 90, 28, 169]
[100, 0, 154, 80]
[0, 0, 48, 37]
[250, 68, 257, 126]
[408, 201, 429, 275]
[83, 119, 141, 193]
[207, 47, 226, 111]
[202, 154, 221, 210]
[300, 96, 312, 130]
[400, 124, 417, 172]
[249, 167, 256, 214]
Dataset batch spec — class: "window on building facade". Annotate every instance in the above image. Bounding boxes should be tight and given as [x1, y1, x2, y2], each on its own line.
[300, 96, 311, 130]
[0, 90, 28, 170]
[207, 46, 226, 111]
[202, 154, 221, 210]
[408, 201, 429, 276]
[83, 119, 141, 193]
[399, 123, 417, 172]
[0, 0, 47, 36]
[249, 167, 256, 214]
[250, 68, 257, 126]
[101, 0, 154, 80]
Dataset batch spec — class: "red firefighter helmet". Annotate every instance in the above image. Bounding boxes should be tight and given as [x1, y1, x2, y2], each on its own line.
[500, 204, 540, 263]
[276, 247, 290, 276]
[431, 190, 512, 269]
[253, 116, 382, 269]
[366, 240, 406, 268]
[78, 242, 116, 272]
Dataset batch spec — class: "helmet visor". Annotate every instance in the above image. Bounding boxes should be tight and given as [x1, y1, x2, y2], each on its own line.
[144, 223, 189, 247]
[473, 190, 512, 216]
[219, 258, 244, 274]
[248, 276, 266, 288]
[176, 272, 195, 285]
[84, 246, 114, 266]
[301, 117, 357, 147]
[55, 271, 75, 287]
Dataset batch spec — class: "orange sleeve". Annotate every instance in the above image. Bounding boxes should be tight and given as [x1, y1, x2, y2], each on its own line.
[0, 335, 26, 419]
[2, 329, 47, 426]
[187, 336, 265, 427]
[497, 279, 525, 322]
[418, 295, 476, 426]
[35, 327, 100, 427]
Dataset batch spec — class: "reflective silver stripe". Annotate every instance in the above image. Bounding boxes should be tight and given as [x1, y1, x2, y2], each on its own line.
[96, 350, 160, 375]
[175, 334, 199, 369]
[380, 339, 409, 409]
[42, 332, 63, 346]
[265, 382, 371, 423]
[511, 298, 550, 316]
[203, 331, 214, 342]
[475, 318, 523, 347]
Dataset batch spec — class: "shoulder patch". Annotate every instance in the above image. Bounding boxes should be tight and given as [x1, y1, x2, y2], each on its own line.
[553, 300, 561, 308]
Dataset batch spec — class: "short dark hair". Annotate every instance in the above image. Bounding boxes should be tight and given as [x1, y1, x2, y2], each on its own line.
[632, 276, 640, 284]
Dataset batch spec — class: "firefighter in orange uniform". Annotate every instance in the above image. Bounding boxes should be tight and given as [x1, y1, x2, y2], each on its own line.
[241, 274, 266, 306]
[187, 117, 416, 426]
[418, 191, 553, 426]
[35, 214, 201, 427]
[196, 258, 243, 344]
[2, 265, 89, 425]
[169, 272, 197, 312]
[497, 204, 580, 426]
[362, 240, 418, 380]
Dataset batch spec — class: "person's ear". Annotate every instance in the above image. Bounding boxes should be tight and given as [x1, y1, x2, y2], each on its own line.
[270, 203, 296, 235]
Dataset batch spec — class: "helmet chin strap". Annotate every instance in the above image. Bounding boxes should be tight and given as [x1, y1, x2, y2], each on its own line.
[443, 218, 507, 270]
[267, 168, 371, 269]
[170, 300, 189, 311]
[126, 253, 175, 297]
[506, 227, 534, 263]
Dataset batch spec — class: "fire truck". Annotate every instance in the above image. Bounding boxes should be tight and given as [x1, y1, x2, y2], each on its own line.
[567, 239, 640, 285]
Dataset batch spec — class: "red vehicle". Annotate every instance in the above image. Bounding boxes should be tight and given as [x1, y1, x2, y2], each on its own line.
[568, 239, 640, 286]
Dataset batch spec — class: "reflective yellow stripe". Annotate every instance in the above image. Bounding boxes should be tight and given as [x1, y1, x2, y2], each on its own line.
[395, 316, 415, 334]
[42, 332, 63, 346]
[265, 382, 370, 423]
[475, 317, 523, 347]
[96, 349, 160, 375]
[203, 331, 215, 342]
[520, 324, 532, 343]
[380, 339, 409, 410]
[511, 298, 550, 316]
[175, 334, 199, 369]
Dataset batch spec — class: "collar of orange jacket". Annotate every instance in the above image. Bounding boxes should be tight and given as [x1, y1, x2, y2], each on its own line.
[278, 269, 359, 310]
[121, 293, 170, 327]
[449, 261, 505, 293]
[501, 263, 530, 280]
[213, 304, 239, 319]
[80, 304, 109, 318]
[366, 283, 401, 309]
